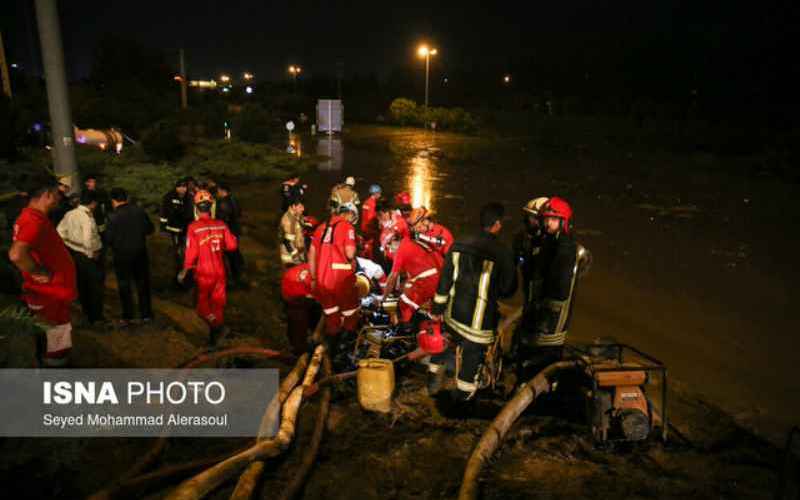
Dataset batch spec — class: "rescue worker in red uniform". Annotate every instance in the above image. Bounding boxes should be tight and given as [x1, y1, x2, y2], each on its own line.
[383, 208, 444, 329]
[181, 190, 238, 348]
[307, 200, 360, 345]
[281, 263, 321, 355]
[359, 184, 382, 259]
[9, 181, 78, 367]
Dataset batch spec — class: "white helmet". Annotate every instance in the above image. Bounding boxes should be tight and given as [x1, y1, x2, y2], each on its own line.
[345, 176, 356, 187]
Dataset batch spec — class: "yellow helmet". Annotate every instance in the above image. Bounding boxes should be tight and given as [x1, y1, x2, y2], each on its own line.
[522, 197, 549, 216]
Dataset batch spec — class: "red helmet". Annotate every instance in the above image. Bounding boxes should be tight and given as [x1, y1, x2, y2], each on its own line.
[417, 320, 446, 355]
[541, 197, 573, 233]
[193, 189, 214, 205]
[394, 192, 412, 208]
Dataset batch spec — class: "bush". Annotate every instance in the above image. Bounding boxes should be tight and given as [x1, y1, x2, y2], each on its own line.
[179, 139, 311, 181]
[388, 98, 477, 132]
[389, 98, 420, 126]
[141, 120, 185, 162]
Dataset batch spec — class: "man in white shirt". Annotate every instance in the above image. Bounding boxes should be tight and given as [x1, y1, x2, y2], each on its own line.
[57, 190, 106, 327]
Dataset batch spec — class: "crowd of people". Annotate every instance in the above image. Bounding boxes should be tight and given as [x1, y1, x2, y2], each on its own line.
[5, 174, 244, 365]
[6, 169, 587, 411]
[278, 173, 588, 409]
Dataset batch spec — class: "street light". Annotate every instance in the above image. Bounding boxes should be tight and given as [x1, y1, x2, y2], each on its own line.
[219, 74, 230, 83]
[243, 72, 253, 80]
[417, 44, 437, 107]
[288, 65, 301, 91]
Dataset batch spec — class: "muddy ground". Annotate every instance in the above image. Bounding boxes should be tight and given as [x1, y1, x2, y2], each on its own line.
[1, 124, 798, 499]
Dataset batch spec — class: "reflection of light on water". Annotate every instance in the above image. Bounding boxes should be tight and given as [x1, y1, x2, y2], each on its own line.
[409, 154, 433, 210]
[288, 133, 302, 157]
[317, 136, 343, 171]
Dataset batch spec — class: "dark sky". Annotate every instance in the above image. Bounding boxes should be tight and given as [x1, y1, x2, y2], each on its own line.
[3, 1, 798, 83]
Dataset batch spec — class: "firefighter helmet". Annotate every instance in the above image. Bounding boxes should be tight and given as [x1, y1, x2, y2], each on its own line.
[394, 191, 412, 208]
[193, 189, 214, 205]
[541, 196, 573, 233]
[369, 184, 382, 195]
[522, 197, 550, 216]
[355, 273, 371, 298]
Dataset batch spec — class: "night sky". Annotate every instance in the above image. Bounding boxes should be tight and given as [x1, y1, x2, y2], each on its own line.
[4, 1, 796, 83]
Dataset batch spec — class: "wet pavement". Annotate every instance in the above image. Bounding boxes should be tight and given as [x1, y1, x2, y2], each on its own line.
[291, 125, 799, 444]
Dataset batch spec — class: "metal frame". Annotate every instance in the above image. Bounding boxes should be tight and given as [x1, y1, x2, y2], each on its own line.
[564, 343, 669, 442]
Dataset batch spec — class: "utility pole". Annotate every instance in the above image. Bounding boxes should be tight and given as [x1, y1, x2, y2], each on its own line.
[179, 48, 188, 109]
[0, 32, 12, 98]
[336, 61, 343, 100]
[35, 0, 78, 191]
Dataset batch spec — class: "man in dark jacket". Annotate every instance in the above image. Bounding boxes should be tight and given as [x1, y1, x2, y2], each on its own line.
[85, 174, 111, 281]
[106, 188, 154, 326]
[159, 178, 192, 285]
[216, 184, 245, 287]
[428, 203, 517, 403]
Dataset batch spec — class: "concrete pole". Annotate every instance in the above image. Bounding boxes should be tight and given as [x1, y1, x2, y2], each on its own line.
[0, 32, 12, 98]
[35, 0, 78, 191]
[424, 54, 430, 108]
[179, 48, 188, 109]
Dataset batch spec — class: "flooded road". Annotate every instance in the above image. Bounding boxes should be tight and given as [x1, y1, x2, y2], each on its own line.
[295, 125, 799, 444]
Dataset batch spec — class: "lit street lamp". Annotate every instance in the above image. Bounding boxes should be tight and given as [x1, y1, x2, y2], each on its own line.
[417, 44, 437, 107]
[219, 74, 231, 83]
[243, 72, 253, 80]
[288, 64, 301, 84]
[503, 74, 511, 84]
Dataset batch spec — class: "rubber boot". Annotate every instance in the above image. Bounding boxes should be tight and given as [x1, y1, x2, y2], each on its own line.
[426, 369, 446, 396]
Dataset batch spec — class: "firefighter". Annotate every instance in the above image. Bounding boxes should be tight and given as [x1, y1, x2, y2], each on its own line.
[307, 199, 360, 348]
[279, 197, 307, 267]
[428, 203, 517, 403]
[361, 185, 382, 234]
[160, 178, 192, 286]
[280, 263, 321, 356]
[512, 197, 550, 338]
[9, 180, 78, 367]
[413, 209, 453, 258]
[181, 190, 238, 348]
[280, 175, 306, 212]
[329, 178, 360, 214]
[518, 196, 590, 376]
[383, 208, 444, 331]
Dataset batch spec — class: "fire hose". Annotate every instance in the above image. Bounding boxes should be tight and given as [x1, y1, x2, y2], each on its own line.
[458, 360, 579, 500]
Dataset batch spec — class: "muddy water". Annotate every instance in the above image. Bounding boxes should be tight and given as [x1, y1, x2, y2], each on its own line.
[293, 125, 799, 444]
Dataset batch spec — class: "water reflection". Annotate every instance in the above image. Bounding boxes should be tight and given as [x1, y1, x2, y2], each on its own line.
[409, 153, 434, 211]
[317, 136, 343, 171]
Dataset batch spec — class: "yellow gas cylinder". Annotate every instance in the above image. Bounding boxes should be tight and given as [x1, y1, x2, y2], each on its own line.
[357, 358, 395, 413]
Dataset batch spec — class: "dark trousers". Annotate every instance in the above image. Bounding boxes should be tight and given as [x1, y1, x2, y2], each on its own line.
[114, 251, 153, 320]
[285, 298, 321, 355]
[225, 248, 244, 283]
[71, 250, 105, 323]
[430, 333, 489, 400]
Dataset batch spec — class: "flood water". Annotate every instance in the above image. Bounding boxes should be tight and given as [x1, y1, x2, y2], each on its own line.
[289, 125, 798, 444]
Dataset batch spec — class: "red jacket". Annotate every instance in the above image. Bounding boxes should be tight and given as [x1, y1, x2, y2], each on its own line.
[13, 207, 77, 302]
[311, 215, 357, 293]
[391, 238, 444, 283]
[360, 195, 379, 234]
[183, 214, 238, 279]
[419, 222, 454, 257]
